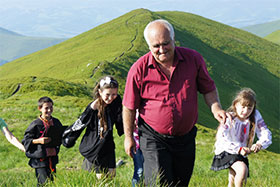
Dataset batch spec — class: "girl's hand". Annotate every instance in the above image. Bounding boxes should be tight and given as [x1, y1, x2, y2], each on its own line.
[19, 147, 26, 152]
[250, 144, 262, 153]
[90, 99, 99, 110]
[240, 147, 251, 156]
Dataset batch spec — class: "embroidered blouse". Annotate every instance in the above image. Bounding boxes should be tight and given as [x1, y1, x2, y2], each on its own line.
[214, 109, 272, 155]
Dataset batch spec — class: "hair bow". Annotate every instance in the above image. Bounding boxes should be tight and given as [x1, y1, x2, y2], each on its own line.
[100, 77, 112, 87]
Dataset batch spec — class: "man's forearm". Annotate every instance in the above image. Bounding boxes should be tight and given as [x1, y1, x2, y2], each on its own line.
[203, 88, 222, 112]
[123, 106, 136, 138]
[204, 88, 228, 123]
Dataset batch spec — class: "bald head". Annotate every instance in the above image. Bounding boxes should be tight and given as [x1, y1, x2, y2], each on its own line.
[144, 19, 175, 47]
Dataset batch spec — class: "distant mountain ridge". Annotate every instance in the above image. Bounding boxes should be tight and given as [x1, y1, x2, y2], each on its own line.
[0, 27, 22, 36]
[0, 27, 67, 64]
[264, 30, 280, 45]
[0, 9, 279, 152]
[241, 20, 280, 37]
[0, 58, 8, 66]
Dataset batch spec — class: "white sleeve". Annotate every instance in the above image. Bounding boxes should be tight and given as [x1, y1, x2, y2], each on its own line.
[215, 119, 241, 154]
[254, 110, 272, 150]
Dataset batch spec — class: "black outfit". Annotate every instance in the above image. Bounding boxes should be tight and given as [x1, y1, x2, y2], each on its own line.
[62, 95, 124, 173]
[138, 117, 197, 187]
[211, 151, 249, 177]
[22, 117, 63, 186]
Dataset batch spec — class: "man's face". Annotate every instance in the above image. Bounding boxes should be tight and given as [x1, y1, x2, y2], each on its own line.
[147, 25, 175, 64]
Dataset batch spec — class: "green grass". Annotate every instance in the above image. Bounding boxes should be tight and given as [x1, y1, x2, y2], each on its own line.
[0, 95, 279, 186]
[264, 30, 280, 45]
[1, 114, 279, 187]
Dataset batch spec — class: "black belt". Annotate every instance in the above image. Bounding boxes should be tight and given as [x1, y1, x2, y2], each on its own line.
[138, 116, 197, 144]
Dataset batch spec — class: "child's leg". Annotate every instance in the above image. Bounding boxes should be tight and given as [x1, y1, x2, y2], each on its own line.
[230, 161, 248, 187]
[108, 168, 116, 178]
[228, 168, 235, 187]
[35, 167, 50, 186]
[95, 168, 115, 179]
[96, 173, 103, 180]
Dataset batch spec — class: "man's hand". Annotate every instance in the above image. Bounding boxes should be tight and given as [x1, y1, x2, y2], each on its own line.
[32, 137, 51, 144]
[123, 106, 137, 158]
[124, 136, 136, 158]
[213, 108, 232, 124]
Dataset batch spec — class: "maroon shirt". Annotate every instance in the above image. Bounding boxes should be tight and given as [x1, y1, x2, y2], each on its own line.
[123, 47, 216, 135]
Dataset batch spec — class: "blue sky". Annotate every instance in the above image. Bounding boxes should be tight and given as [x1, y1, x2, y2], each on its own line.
[0, 0, 279, 37]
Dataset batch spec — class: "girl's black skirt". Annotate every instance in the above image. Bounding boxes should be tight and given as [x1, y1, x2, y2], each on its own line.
[210, 151, 249, 176]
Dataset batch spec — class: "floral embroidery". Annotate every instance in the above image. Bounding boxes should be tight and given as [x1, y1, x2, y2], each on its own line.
[257, 119, 266, 129]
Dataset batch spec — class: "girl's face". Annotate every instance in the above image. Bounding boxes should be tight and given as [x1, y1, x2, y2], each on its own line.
[235, 102, 254, 121]
[99, 88, 118, 105]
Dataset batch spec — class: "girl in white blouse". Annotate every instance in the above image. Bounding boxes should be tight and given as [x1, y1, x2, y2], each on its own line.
[211, 88, 272, 187]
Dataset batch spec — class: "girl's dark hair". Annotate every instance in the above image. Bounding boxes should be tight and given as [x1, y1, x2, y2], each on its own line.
[93, 76, 118, 138]
[228, 88, 257, 147]
[38, 96, 53, 108]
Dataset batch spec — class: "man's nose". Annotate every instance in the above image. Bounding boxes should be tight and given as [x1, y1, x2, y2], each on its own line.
[159, 45, 165, 53]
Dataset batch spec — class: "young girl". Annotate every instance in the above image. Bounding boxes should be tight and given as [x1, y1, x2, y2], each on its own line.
[63, 76, 124, 179]
[211, 88, 272, 187]
[0, 118, 25, 152]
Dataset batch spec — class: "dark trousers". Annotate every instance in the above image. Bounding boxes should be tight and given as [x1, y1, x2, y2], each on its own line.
[35, 166, 56, 186]
[138, 118, 197, 187]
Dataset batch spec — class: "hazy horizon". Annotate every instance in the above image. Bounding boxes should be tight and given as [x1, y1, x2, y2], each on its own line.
[0, 0, 279, 38]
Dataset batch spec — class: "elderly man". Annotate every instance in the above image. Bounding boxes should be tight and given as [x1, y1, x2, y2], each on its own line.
[123, 19, 228, 186]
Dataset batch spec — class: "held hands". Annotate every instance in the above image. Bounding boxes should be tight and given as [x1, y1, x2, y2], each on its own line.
[32, 137, 52, 144]
[19, 146, 26, 152]
[213, 109, 232, 124]
[239, 144, 262, 156]
[250, 144, 262, 153]
[239, 147, 251, 156]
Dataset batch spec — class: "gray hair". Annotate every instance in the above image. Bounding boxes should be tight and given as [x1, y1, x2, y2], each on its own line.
[143, 19, 175, 46]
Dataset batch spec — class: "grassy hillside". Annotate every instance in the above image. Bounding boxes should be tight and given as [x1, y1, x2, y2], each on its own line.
[264, 30, 280, 45]
[241, 20, 280, 37]
[0, 9, 279, 185]
[0, 8, 279, 153]
[0, 94, 279, 186]
[0, 103, 279, 186]
[0, 27, 66, 62]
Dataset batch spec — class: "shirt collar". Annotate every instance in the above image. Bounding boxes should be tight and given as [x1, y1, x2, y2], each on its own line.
[39, 116, 53, 123]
